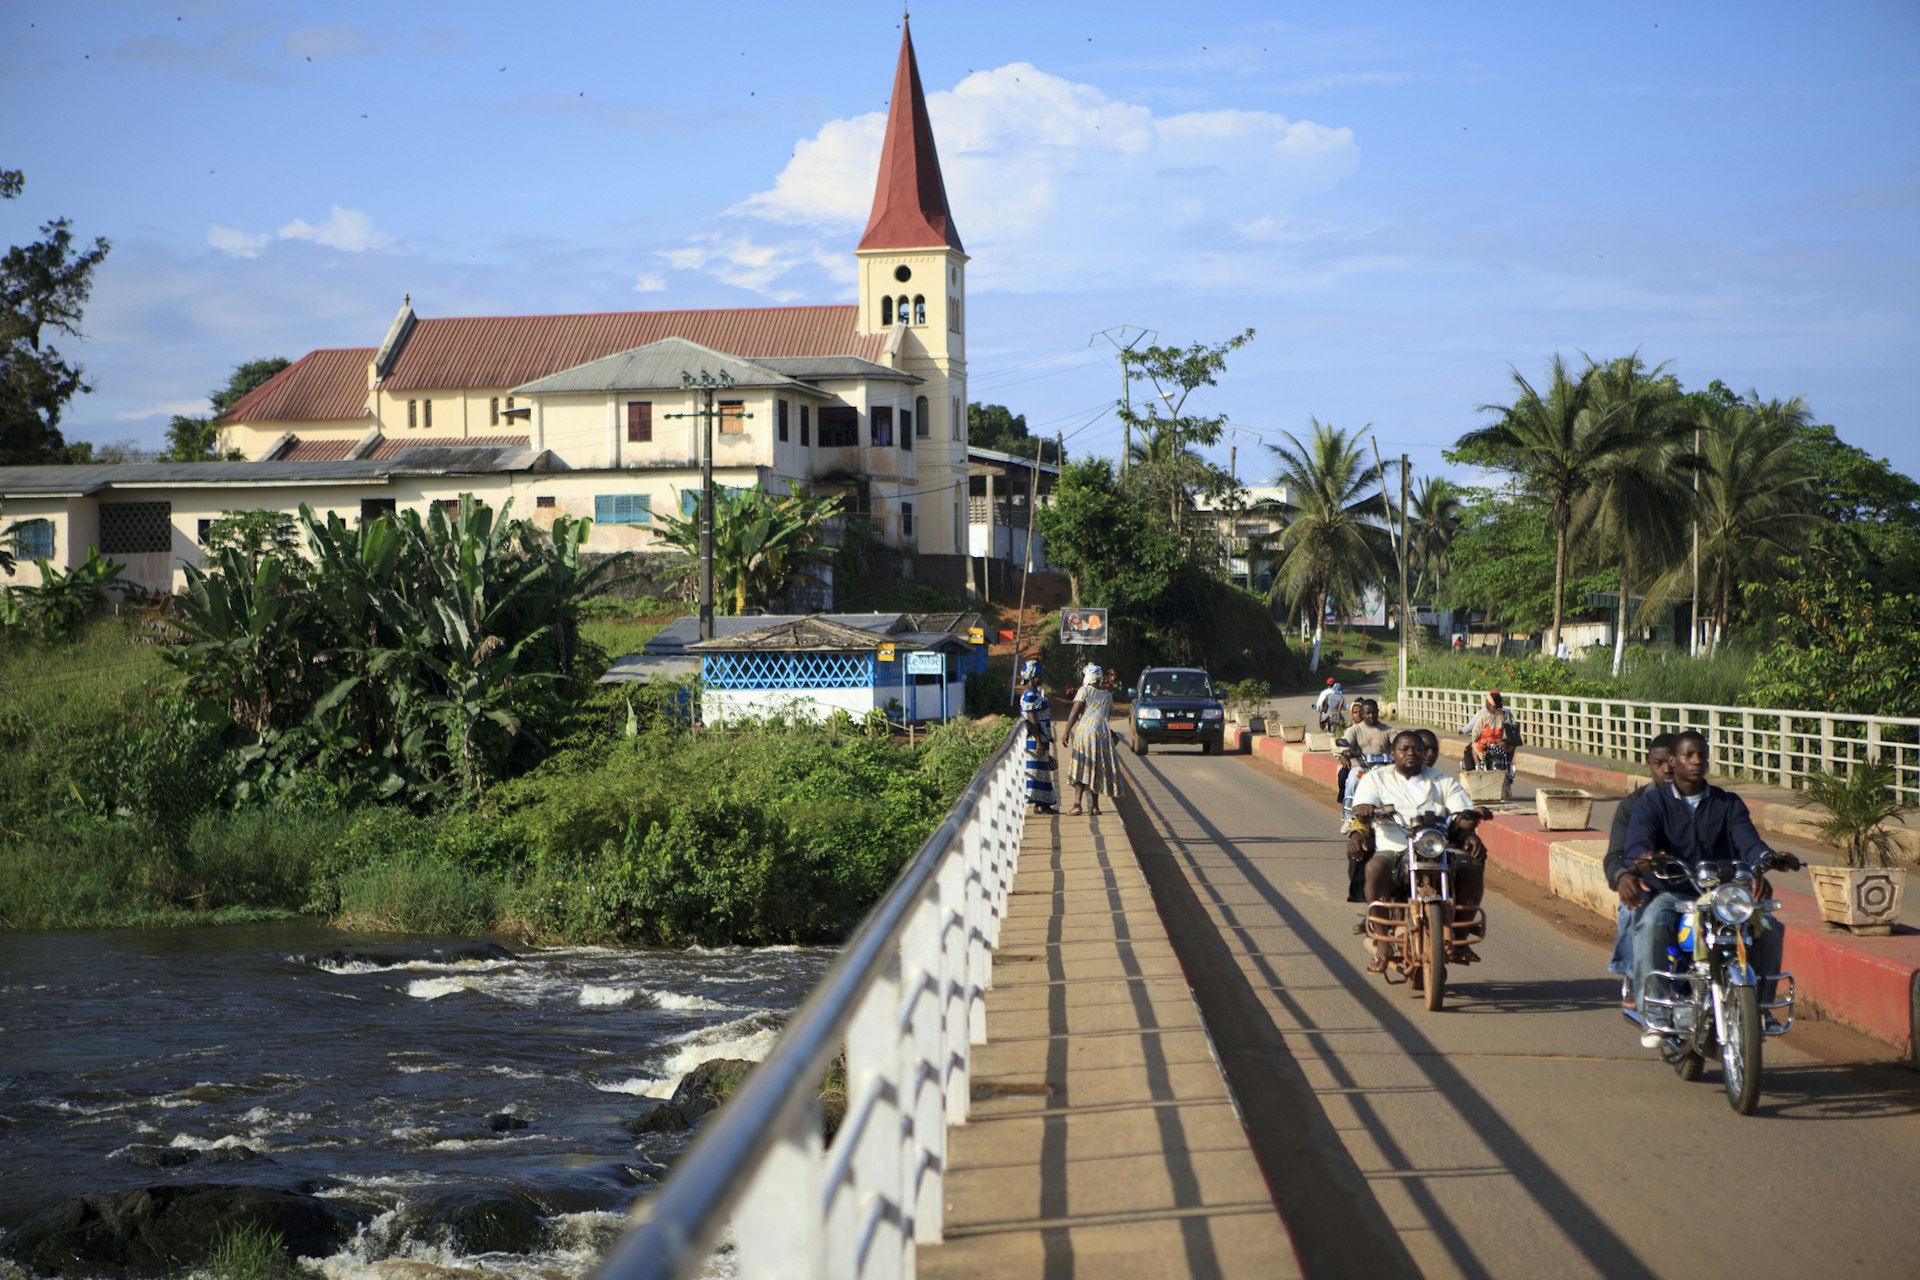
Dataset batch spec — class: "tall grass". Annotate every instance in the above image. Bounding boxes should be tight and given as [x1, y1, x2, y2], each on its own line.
[1385, 646, 1759, 708]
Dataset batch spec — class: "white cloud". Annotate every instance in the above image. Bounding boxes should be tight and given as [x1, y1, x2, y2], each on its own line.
[208, 225, 271, 258]
[208, 205, 397, 258]
[715, 62, 1361, 297]
[277, 206, 395, 253]
[115, 399, 206, 422]
[633, 272, 668, 293]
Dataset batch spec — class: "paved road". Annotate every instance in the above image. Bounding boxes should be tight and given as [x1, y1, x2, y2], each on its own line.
[1115, 740, 1920, 1280]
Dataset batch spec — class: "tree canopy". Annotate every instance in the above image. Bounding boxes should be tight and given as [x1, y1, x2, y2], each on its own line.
[162, 356, 290, 462]
[968, 402, 1061, 463]
[0, 169, 111, 465]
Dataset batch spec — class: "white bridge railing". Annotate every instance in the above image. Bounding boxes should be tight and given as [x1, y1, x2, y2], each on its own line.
[1398, 686, 1920, 805]
[597, 723, 1027, 1280]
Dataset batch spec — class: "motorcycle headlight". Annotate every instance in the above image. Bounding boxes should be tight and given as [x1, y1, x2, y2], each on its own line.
[1711, 884, 1757, 925]
[1136, 707, 1162, 720]
[1413, 829, 1449, 861]
[1201, 708, 1223, 719]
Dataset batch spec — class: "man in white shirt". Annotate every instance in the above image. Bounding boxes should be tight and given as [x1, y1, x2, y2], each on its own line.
[1352, 730, 1487, 958]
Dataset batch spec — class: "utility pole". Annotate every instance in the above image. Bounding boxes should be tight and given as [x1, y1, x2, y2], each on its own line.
[665, 370, 748, 640]
[1092, 326, 1154, 475]
[1399, 454, 1411, 698]
[1690, 423, 1701, 657]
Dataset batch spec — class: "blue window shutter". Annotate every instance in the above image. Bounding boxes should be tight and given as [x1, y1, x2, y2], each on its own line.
[594, 495, 651, 525]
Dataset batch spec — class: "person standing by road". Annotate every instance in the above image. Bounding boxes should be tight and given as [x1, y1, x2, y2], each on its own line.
[1059, 663, 1123, 817]
[1017, 659, 1058, 815]
[1601, 733, 1678, 1002]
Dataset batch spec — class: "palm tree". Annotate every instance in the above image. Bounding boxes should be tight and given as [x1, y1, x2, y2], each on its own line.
[1459, 355, 1636, 652]
[1406, 476, 1462, 608]
[1645, 392, 1824, 650]
[654, 485, 841, 614]
[1256, 419, 1391, 670]
[1573, 355, 1699, 677]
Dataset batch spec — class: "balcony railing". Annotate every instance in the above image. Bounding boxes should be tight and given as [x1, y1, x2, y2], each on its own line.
[597, 722, 1028, 1280]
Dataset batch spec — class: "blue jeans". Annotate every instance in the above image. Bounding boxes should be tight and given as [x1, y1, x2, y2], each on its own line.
[1608, 902, 1639, 976]
[1630, 889, 1786, 1010]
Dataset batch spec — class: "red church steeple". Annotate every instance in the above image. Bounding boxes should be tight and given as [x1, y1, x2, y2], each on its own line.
[858, 18, 963, 253]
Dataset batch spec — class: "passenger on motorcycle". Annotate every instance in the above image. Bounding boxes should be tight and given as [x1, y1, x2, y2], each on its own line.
[1314, 678, 1347, 730]
[1333, 699, 1385, 807]
[1622, 730, 1802, 1047]
[1601, 732, 1679, 998]
[1352, 730, 1488, 962]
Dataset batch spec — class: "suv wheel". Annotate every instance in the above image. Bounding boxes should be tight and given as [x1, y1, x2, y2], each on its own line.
[1133, 734, 1149, 756]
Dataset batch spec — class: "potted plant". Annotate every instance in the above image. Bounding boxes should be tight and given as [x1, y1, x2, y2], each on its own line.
[1225, 679, 1269, 734]
[1796, 761, 1910, 935]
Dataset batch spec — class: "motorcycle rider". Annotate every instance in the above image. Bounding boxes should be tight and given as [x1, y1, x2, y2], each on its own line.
[1602, 733, 1679, 1002]
[1314, 678, 1347, 731]
[1352, 729, 1486, 965]
[1461, 689, 1518, 774]
[1622, 729, 1802, 1047]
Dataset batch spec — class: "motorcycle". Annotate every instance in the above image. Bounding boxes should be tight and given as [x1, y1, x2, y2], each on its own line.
[1361, 809, 1488, 1011]
[1335, 738, 1392, 825]
[1627, 853, 1797, 1115]
[1318, 700, 1348, 733]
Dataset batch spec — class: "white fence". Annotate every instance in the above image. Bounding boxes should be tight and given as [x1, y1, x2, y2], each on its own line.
[597, 723, 1027, 1280]
[1398, 686, 1920, 806]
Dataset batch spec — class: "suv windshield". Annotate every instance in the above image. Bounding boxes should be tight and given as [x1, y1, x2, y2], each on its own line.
[1141, 672, 1211, 700]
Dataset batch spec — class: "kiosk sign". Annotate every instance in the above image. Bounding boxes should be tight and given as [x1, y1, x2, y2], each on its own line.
[1060, 607, 1109, 646]
[906, 651, 944, 675]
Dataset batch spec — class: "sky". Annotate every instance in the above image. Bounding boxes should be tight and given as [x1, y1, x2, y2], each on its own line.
[3, 0, 1916, 485]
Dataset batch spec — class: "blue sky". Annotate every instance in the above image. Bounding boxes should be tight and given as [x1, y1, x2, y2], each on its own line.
[4, 1, 1916, 483]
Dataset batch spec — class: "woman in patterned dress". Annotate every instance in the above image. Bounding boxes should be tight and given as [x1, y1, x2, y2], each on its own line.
[1060, 663, 1123, 816]
[1018, 659, 1058, 814]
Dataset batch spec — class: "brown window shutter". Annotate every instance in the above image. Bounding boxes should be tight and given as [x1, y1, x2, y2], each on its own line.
[628, 401, 652, 443]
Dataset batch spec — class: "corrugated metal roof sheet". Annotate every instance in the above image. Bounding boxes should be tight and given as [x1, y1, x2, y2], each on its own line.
[280, 438, 355, 462]
[690, 616, 924, 654]
[367, 435, 527, 461]
[755, 356, 921, 384]
[216, 349, 374, 424]
[646, 613, 910, 656]
[0, 454, 537, 497]
[381, 306, 884, 392]
[514, 339, 814, 397]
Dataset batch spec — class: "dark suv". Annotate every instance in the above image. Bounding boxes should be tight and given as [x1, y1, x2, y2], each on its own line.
[1128, 667, 1226, 755]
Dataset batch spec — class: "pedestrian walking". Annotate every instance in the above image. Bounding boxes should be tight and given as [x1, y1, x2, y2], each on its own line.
[1017, 659, 1058, 814]
[1059, 663, 1123, 816]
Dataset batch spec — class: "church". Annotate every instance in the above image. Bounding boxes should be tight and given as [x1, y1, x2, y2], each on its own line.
[0, 20, 978, 596]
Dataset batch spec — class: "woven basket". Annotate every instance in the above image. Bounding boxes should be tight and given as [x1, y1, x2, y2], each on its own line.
[1535, 788, 1594, 831]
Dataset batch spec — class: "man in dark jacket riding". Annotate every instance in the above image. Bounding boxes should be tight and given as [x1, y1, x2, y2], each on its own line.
[1622, 730, 1801, 1047]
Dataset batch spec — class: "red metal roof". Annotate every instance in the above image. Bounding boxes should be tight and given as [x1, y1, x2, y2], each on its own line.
[279, 438, 356, 461]
[378, 306, 883, 393]
[367, 434, 528, 460]
[216, 348, 374, 423]
[858, 20, 963, 253]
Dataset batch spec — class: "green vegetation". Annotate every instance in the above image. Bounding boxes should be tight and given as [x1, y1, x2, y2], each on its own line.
[195, 1221, 291, 1280]
[1382, 646, 1758, 708]
[1, 168, 113, 465]
[0, 496, 1005, 940]
[649, 483, 840, 615]
[969, 402, 1062, 463]
[1796, 761, 1911, 869]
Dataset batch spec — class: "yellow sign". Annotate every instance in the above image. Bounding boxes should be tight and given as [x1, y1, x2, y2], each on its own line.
[967, 626, 984, 645]
[878, 642, 895, 662]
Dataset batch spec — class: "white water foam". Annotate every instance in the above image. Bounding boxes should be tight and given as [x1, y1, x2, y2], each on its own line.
[307, 1204, 632, 1279]
[592, 1012, 782, 1098]
[299, 955, 520, 976]
[579, 984, 636, 1007]
[168, 1132, 270, 1153]
[405, 976, 487, 1000]
[644, 988, 734, 1013]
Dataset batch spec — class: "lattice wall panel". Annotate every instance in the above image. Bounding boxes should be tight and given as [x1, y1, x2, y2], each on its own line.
[98, 502, 173, 554]
[704, 652, 875, 690]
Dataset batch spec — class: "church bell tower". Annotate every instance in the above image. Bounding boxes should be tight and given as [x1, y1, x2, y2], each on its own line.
[855, 17, 969, 558]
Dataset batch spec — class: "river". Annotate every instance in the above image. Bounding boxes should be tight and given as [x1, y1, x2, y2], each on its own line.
[0, 921, 830, 1277]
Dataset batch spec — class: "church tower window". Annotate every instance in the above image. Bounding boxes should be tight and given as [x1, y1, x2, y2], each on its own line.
[881, 296, 894, 327]
[897, 295, 911, 325]
[913, 295, 926, 325]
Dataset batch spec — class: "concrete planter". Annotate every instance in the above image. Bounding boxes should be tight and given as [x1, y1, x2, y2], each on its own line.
[1807, 865, 1907, 936]
[1305, 732, 1336, 753]
[1535, 789, 1594, 831]
[1279, 723, 1307, 743]
[1462, 770, 1508, 804]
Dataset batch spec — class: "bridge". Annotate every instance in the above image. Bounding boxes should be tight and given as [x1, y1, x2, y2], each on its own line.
[599, 700, 1920, 1280]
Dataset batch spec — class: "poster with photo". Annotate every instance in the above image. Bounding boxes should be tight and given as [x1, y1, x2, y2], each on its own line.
[1060, 607, 1109, 645]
